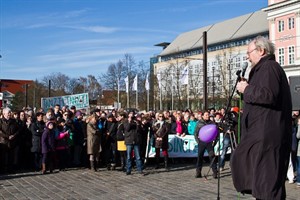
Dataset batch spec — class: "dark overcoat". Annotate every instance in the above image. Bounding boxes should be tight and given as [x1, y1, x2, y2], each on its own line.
[30, 120, 45, 153]
[230, 55, 292, 200]
[152, 121, 169, 149]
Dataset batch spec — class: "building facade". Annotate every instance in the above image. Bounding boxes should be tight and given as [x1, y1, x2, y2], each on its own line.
[263, 0, 300, 78]
[153, 10, 268, 111]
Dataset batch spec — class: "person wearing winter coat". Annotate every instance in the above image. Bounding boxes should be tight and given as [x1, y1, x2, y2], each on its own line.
[56, 118, 70, 171]
[30, 112, 45, 171]
[233, 36, 292, 199]
[124, 112, 144, 175]
[116, 112, 127, 172]
[152, 113, 169, 170]
[41, 121, 56, 174]
[86, 114, 102, 171]
[0, 108, 19, 173]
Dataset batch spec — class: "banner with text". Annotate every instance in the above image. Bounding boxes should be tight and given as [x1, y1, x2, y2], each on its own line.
[41, 93, 89, 111]
[148, 134, 230, 158]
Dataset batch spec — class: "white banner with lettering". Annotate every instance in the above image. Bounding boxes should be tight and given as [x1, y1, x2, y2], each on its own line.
[148, 134, 231, 158]
[41, 93, 89, 111]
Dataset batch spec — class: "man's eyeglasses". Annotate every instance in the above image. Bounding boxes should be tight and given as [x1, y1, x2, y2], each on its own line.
[247, 48, 257, 55]
[159, 115, 163, 117]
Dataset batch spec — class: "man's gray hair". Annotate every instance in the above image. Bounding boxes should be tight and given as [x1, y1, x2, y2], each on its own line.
[253, 36, 275, 55]
[2, 107, 11, 114]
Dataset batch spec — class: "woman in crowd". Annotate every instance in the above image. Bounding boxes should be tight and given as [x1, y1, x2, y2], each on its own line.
[152, 113, 169, 170]
[86, 114, 102, 171]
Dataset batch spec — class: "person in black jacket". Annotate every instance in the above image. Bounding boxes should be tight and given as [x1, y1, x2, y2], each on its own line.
[194, 111, 217, 179]
[116, 112, 127, 171]
[30, 112, 45, 172]
[124, 111, 144, 175]
[106, 113, 118, 170]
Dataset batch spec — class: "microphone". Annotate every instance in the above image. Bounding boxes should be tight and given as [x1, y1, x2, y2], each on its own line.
[241, 62, 248, 78]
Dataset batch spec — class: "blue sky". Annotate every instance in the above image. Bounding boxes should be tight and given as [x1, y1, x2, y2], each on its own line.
[0, 0, 268, 80]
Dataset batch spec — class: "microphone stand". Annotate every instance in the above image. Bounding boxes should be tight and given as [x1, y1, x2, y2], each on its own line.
[207, 69, 242, 200]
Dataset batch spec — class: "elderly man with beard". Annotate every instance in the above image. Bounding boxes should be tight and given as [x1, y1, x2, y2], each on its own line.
[232, 36, 292, 200]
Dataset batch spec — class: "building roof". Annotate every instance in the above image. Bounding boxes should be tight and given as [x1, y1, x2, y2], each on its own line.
[0, 79, 33, 94]
[159, 10, 268, 56]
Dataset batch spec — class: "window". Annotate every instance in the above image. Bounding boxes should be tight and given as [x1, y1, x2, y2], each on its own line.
[288, 46, 295, 65]
[278, 20, 284, 32]
[288, 17, 294, 29]
[278, 48, 284, 66]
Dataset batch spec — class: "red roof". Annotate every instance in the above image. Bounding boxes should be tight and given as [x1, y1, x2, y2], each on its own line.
[0, 79, 33, 94]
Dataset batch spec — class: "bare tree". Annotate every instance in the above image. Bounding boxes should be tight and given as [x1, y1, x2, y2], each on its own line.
[87, 75, 102, 100]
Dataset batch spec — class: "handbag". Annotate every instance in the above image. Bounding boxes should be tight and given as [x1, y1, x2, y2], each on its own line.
[117, 140, 126, 151]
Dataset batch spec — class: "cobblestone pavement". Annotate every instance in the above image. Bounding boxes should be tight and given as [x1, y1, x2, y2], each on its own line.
[0, 162, 299, 200]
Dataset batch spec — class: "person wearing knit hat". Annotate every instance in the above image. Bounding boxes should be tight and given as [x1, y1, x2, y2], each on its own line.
[41, 121, 56, 174]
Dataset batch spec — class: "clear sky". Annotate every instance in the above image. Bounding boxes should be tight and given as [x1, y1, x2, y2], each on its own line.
[0, 0, 268, 81]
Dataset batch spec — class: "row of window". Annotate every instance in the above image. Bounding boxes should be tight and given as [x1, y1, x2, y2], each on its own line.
[278, 17, 295, 32]
[278, 45, 295, 65]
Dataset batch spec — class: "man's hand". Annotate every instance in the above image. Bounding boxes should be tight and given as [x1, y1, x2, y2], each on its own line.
[237, 80, 249, 94]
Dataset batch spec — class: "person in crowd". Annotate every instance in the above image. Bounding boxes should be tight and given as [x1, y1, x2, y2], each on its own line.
[116, 112, 127, 172]
[41, 121, 56, 174]
[289, 110, 300, 183]
[62, 111, 75, 167]
[152, 113, 170, 170]
[139, 115, 151, 166]
[56, 118, 70, 171]
[73, 111, 85, 167]
[181, 113, 189, 137]
[54, 104, 62, 121]
[188, 113, 197, 135]
[219, 107, 238, 171]
[18, 110, 32, 170]
[124, 111, 144, 175]
[194, 111, 218, 179]
[97, 112, 108, 167]
[232, 36, 292, 199]
[70, 106, 76, 116]
[0, 108, 20, 173]
[31, 112, 45, 172]
[86, 114, 102, 171]
[44, 108, 54, 123]
[105, 113, 118, 170]
[296, 117, 300, 188]
[172, 113, 183, 136]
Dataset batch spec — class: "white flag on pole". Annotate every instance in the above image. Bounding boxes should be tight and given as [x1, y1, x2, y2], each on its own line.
[157, 73, 162, 89]
[180, 65, 189, 85]
[145, 73, 149, 91]
[132, 75, 138, 91]
[124, 76, 129, 93]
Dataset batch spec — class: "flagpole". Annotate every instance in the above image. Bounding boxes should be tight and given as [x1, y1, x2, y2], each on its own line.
[171, 74, 174, 111]
[160, 87, 162, 110]
[117, 78, 120, 110]
[147, 89, 149, 111]
[125, 76, 129, 109]
[136, 88, 138, 109]
[187, 85, 189, 109]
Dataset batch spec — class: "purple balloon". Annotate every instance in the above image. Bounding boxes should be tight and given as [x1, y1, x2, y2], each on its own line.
[198, 124, 218, 143]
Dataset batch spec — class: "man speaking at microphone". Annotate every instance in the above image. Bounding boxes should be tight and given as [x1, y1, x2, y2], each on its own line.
[231, 36, 292, 200]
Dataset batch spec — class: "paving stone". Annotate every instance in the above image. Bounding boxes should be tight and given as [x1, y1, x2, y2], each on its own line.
[0, 163, 299, 200]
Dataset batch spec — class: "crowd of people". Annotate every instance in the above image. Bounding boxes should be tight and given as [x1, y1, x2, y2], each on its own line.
[0, 104, 299, 186]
